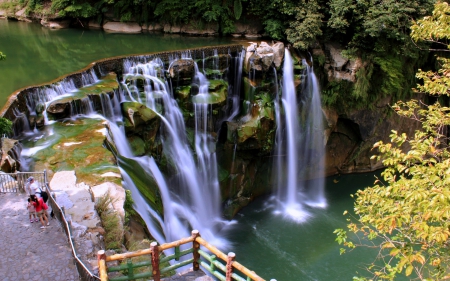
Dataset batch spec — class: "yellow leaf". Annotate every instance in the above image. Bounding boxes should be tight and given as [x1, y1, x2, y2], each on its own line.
[406, 265, 414, 276]
[390, 248, 400, 256]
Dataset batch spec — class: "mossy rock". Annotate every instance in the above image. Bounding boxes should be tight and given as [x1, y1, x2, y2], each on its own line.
[174, 85, 191, 101]
[26, 118, 120, 187]
[128, 135, 146, 156]
[191, 79, 228, 105]
[122, 102, 159, 131]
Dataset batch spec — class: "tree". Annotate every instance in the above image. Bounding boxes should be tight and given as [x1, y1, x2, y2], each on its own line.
[335, 2, 450, 280]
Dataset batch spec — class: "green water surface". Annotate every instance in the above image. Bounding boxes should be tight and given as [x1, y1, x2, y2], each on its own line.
[225, 172, 391, 281]
[0, 19, 235, 107]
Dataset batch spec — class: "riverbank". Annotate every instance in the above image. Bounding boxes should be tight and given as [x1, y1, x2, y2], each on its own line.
[0, 1, 265, 38]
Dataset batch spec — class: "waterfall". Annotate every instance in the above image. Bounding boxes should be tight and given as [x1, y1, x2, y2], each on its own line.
[273, 49, 326, 222]
[226, 49, 245, 121]
[81, 69, 99, 85]
[118, 57, 225, 246]
[192, 62, 221, 237]
[13, 68, 111, 136]
[300, 59, 326, 208]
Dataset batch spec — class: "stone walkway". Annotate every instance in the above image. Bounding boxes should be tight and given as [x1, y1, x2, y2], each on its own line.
[0, 192, 79, 281]
[0, 191, 214, 281]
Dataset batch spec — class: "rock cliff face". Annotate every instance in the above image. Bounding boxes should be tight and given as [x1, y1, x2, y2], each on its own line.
[0, 43, 422, 219]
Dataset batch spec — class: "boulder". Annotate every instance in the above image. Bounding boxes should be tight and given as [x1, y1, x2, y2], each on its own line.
[272, 42, 285, 68]
[121, 102, 161, 146]
[325, 43, 348, 69]
[46, 99, 73, 119]
[103, 22, 142, 33]
[146, 23, 163, 32]
[244, 41, 277, 73]
[41, 19, 71, 29]
[163, 24, 182, 33]
[88, 19, 102, 29]
[322, 43, 363, 82]
[168, 59, 195, 85]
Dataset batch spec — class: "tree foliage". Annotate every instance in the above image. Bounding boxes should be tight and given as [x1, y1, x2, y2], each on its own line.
[0, 52, 5, 60]
[0, 118, 13, 136]
[335, 2, 450, 280]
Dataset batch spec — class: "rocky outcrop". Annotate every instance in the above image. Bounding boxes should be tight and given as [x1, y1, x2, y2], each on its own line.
[0, 138, 22, 173]
[168, 59, 195, 84]
[320, 43, 363, 83]
[324, 95, 423, 175]
[50, 170, 128, 272]
[244, 41, 285, 73]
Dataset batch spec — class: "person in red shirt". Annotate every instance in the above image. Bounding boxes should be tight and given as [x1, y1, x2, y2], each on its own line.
[31, 195, 49, 229]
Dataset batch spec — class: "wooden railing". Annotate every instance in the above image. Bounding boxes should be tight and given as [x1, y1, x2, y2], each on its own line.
[97, 230, 276, 281]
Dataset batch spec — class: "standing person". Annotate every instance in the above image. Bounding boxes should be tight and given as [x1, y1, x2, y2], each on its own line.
[31, 195, 49, 229]
[27, 198, 38, 223]
[25, 177, 38, 198]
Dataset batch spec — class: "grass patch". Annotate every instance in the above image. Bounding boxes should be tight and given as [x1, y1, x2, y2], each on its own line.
[95, 192, 124, 250]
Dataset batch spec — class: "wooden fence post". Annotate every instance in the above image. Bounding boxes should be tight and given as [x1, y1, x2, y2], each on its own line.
[192, 230, 200, 271]
[151, 241, 160, 281]
[97, 250, 108, 281]
[226, 252, 235, 281]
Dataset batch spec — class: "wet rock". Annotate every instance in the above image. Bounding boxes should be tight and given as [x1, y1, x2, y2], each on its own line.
[168, 59, 195, 85]
[46, 100, 72, 119]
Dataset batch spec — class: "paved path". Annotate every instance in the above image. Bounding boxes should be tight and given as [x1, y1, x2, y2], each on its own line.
[0, 192, 79, 281]
[0, 192, 214, 281]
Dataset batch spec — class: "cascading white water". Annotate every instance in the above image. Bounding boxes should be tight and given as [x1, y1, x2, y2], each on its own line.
[300, 59, 326, 208]
[118, 57, 225, 246]
[192, 63, 221, 237]
[81, 69, 99, 85]
[273, 49, 326, 222]
[226, 50, 245, 121]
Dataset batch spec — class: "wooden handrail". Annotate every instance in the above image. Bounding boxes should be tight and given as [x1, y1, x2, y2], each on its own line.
[98, 230, 271, 281]
[196, 236, 265, 281]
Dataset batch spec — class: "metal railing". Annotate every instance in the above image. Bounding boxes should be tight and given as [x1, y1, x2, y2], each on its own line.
[97, 230, 276, 281]
[43, 171, 101, 281]
[0, 171, 46, 193]
[1, 170, 100, 281]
